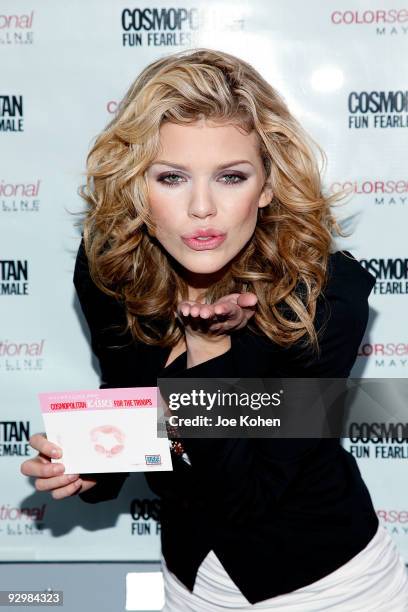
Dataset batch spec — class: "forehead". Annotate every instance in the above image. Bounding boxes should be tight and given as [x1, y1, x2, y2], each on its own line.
[156, 119, 261, 160]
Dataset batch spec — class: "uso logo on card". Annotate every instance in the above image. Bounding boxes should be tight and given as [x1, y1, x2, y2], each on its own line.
[145, 454, 161, 465]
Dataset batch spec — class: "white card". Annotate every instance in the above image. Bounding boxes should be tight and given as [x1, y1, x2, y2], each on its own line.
[38, 387, 173, 474]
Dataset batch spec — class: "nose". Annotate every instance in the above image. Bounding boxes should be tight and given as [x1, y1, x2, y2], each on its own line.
[187, 179, 217, 219]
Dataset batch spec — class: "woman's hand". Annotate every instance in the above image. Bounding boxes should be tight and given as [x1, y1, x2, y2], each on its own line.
[175, 292, 257, 368]
[175, 292, 258, 340]
[20, 433, 97, 500]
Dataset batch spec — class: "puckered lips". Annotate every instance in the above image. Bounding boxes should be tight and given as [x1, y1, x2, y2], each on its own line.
[181, 227, 227, 250]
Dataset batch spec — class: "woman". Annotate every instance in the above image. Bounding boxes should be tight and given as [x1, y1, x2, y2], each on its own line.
[21, 48, 408, 610]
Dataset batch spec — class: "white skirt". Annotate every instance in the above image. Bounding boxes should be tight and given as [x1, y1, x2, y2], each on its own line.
[161, 522, 408, 611]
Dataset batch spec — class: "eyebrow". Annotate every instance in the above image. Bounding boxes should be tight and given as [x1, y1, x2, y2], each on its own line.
[150, 159, 254, 171]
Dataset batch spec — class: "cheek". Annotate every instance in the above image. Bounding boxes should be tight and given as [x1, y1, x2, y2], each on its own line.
[228, 193, 259, 228]
[148, 198, 183, 247]
[148, 192, 175, 228]
[223, 182, 260, 211]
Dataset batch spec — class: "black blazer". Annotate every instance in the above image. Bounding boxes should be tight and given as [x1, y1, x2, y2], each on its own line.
[73, 239, 379, 604]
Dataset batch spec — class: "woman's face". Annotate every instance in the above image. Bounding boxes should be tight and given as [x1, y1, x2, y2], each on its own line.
[145, 118, 273, 294]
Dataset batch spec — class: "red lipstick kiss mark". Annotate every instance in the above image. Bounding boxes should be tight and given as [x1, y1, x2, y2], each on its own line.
[89, 425, 126, 458]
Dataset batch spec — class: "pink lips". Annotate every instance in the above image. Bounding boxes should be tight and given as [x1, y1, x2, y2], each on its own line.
[182, 227, 225, 239]
[181, 228, 227, 251]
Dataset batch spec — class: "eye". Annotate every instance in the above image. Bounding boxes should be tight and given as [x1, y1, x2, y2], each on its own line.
[157, 172, 185, 187]
[220, 173, 247, 185]
[156, 171, 247, 187]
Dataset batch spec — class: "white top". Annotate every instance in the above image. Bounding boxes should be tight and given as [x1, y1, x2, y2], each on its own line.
[161, 522, 408, 611]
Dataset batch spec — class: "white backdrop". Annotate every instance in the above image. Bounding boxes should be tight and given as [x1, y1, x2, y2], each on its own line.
[1, 0, 407, 561]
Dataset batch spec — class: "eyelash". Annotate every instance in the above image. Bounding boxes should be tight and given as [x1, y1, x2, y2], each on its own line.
[157, 173, 247, 187]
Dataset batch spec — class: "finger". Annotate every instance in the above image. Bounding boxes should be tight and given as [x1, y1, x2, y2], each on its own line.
[237, 292, 258, 308]
[21, 456, 66, 478]
[35, 473, 80, 492]
[37, 455, 51, 465]
[184, 302, 217, 318]
[29, 433, 62, 459]
[189, 303, 207, 317]
[196, 304, 214, 319]
[188, 303, 219, 319]
[215, 292, 257, 309]
[189, 304, 199, 317]
[177, 302, 194, 317]
[213, 301, 236, 315]
[50, 479, 83, 500]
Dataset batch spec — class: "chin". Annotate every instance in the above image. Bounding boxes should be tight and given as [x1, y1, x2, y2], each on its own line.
[180, 258, 230, 274]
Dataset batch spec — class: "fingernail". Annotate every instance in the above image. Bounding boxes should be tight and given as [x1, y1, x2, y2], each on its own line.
[51, 448, 60, 457]
[52, 464, 63, 474]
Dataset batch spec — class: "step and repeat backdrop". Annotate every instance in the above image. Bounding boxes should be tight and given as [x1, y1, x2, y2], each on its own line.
[1, 0, 407, 562]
